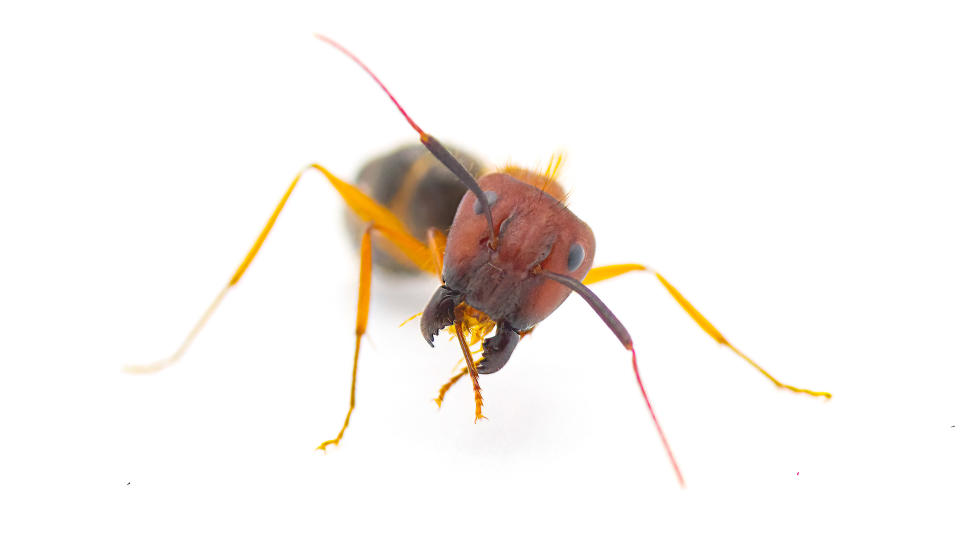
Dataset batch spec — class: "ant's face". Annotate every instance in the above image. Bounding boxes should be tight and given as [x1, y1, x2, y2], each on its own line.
[440, 173, 595, 331]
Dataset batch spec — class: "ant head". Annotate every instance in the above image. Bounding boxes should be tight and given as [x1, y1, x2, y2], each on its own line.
[440, 172, 596, 331]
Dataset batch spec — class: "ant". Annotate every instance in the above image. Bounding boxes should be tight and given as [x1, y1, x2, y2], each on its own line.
[126, 35, 831, 487]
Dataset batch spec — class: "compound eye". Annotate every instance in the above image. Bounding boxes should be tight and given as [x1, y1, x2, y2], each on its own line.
[567, 243, 585, 272]
[473, 190, 498, 214]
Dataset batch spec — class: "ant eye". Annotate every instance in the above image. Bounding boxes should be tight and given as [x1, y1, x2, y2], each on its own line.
[567, 243, 585, 272]
[473, 190, 498, 214]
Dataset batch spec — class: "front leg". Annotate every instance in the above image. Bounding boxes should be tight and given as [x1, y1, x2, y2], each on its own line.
[477, 321, 520, 374]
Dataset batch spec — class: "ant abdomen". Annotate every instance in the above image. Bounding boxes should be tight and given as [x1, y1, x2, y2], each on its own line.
[347, 144, 484, 273]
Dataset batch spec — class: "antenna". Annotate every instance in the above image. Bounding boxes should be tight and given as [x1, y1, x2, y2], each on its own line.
[314, 35, 498, 249]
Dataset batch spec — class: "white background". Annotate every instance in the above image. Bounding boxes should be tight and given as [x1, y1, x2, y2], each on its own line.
[1, 1, 958, 538]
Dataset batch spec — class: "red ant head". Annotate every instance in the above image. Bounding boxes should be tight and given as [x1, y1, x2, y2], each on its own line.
[440, 172, 596, 331]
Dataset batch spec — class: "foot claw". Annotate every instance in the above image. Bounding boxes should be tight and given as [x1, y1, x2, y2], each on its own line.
[317, 439, 339, 452]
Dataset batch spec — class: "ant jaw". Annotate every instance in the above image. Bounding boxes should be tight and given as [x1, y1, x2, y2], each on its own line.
[476, 322, 520, 374]
[420, 285, 463, 346]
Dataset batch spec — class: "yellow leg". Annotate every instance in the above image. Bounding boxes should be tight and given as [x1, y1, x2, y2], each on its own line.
[127, 164, 437, 374]
[434, 367, 468, 408]
[584, 264, 831, 399]
[311, 164, 437, 276]
[125, 171, 305, 374]
[425, 227, 447, 280]
[454, 311, 485, 422]
[318, 224, 374, 451]
[433, 345, 484, 408]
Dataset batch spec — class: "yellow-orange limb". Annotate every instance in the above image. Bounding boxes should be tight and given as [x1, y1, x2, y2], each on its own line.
[434, 367, 468, 408]
[584, 264, 832, 399]
[454, 319, 485, 421]
[125, 171, 305, 374]
[124, 286, 229, 374]
[435, 345, 483, 407]
[318, 224, 374, 451]
[310, 163, 438, 276]
[126, 162, 429, 374]
[425, 227, 447, 281]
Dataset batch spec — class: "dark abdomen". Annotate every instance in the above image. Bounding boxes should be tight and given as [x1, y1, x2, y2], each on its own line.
[348, 144, 484, 273]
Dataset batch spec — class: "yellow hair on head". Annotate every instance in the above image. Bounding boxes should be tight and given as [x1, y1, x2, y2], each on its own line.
[498, 151, 567, 202]
[544, 152, 565, 182]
